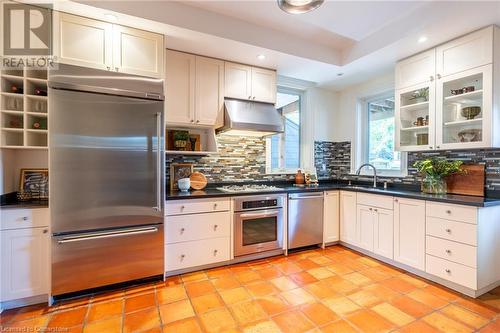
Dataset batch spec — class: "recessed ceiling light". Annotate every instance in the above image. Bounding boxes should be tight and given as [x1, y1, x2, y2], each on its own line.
[257, 54, 266, 60]
[277, 0, 324, 14]
[418, 36, 428, 43]
[104, 13, 118, 22]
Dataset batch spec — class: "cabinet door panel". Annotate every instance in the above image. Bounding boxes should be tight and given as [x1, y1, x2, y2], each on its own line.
[357, 205, 374, 252]
[1, 228, 49, 301]
[436, 27, 493, 77]
[324, 191, 339, 243]
[113, 25, 164, 78]
[374, 208, 394, 259]
[54, 12, 113, 70]
[395, 49, 435, 89]
[224, 62, 252, 100]
[340, 191, 357, 245]
[195, 56, 224, 126]
[394, 198, 425, 270]
[251, 67, 276, 103]
[166, 50, 195, 125]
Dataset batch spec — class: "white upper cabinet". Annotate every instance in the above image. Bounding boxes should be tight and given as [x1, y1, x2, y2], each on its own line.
[436, 27, 493, 78]
[195, 57, 225, 127]
[224, 63, 252, 100]
[393, 198, 426, 271]
[53, 12, 113, 70]
[166, 50, 195, 125]
[165, 50, 224, 127]
[53, 12, 164, 78]
[224, 62, 277, 103]
[251, 67, 277, 103]
[323, 191, 340, 244]
[395, 26, 500, 151]
[112, 25, 164, 78]
[395, 49, 436, 90]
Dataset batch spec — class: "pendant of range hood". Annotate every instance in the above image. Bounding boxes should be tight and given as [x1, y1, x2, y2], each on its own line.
[277, 0, 324, 14]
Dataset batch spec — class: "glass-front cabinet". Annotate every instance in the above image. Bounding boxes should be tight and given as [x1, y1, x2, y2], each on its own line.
[395, 81, 435, 151]
[436, 65, 492, 149]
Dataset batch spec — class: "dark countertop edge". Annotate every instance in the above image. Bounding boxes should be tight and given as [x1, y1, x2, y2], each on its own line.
[0, 192, 49, 209]
[166, 183, 500, 208]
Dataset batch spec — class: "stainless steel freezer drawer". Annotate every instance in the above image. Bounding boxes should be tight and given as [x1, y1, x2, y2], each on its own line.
[288, 192, 324, 249]
[51, 224, 163, 296]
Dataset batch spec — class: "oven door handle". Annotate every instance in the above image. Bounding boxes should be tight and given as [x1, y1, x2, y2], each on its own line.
[239, 210, 280, 219]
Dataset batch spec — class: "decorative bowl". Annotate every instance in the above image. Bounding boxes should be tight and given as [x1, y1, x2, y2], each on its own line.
[460, 106, 481, 120]
[457, 129, 482, 142]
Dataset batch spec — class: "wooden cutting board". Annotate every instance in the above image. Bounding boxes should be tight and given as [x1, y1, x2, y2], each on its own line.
[446, 164, 485, 196]
[190, 172, 208, 190]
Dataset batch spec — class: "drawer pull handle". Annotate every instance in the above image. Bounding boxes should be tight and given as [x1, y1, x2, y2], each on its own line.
[213, 225, 218, 231]
[180, 205, 185, 211]
[213, 203, 218, 209]
[22, 216, 29, 221]
[180, 228, 185, 234]
[446, 210, 451, 214]
[180, 254, 186, 261]
[445, 269, 451, 273]
[445, 249, 452, 254]
[369, 208, 373, 211]
[374, 209, 378, 212]
[445, 228, 451, 233]
[213, 249, 218, 256]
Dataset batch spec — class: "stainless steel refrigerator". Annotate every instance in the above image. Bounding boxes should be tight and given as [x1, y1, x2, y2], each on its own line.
[49, 64, 164, 297]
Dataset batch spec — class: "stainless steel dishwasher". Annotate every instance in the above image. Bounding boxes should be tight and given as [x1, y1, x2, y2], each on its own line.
[288, 192, 324, 249]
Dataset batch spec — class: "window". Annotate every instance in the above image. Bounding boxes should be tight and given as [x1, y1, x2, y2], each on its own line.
[360, 93, 406, 176]
[266, 88, 301, 173]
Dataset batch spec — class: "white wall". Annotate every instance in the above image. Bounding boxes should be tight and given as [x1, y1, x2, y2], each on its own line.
[307, 87, 339, 142]
[0, 150, 48, 194]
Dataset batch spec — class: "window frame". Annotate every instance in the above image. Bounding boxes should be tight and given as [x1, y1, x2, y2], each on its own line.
[265, 86, 304, 174]
[357, 91, 408, 178]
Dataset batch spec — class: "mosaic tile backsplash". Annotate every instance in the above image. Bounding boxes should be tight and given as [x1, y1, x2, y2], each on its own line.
[167, 136, 500, 192]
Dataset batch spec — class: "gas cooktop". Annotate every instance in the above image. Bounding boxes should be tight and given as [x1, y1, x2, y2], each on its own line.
[216, 184, 283, 193]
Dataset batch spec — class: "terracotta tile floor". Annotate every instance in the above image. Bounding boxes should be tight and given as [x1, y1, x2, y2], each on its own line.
[1, 245, 499, 333]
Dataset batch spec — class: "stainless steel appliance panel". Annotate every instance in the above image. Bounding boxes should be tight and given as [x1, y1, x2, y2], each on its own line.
[49, 88, 164, 234]
[288, 192, 324, 249]
[234, 209, 283, 256]
[52, 224, 163, 295]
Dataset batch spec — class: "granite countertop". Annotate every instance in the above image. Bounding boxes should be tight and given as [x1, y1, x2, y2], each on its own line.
[166, 182, 500, 207]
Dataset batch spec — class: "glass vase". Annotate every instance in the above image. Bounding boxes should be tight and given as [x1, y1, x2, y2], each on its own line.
[421, 175, 447, 194]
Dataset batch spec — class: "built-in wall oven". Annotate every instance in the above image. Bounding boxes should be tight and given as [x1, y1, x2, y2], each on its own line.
[233, 194, 285, 257]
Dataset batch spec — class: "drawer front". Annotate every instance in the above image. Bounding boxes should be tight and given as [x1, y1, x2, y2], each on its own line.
[426, 236, 477, 268]
[166, 198, 230, 216]
[165, 237, 230, 271]
[357, 193, 393, 210]
[1, 208, 50, 230]
[426, 202, 477, 224]
[426, 217, 477, 246]
[426, 255, 477, 289]
[166, 211, 230, 244]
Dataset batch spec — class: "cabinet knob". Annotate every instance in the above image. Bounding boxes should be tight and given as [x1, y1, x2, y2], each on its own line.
[394, 199, 399, 203]
[374, 209, 378, 212]
[180, 205, 185, 210]
[213, 203, 218, 209]
[22, 216, 28, 221]
[437, 74, 441, 79]
[445, 228, 452, 233]
[213, 249, 218, 256]
[115, 67, 119, 72]
[248, 95, 252, 99]
[429, 146, 433, 150]
[445, 249, 452, 254]
[190, 119, 194, 123]
[436, 146, 440, 149]
[252, 96, 256, 100]
[196, 120, 200, 123]
[106, 66, 111, 70]
[446, 210, 451, 214]
[445, 268, 451, 273]
[43, 229, 48, 234]
[180, 254, 186, 260]
[213, 224, 218, 231]
[180, 227, 185, 234]
[369, 207, 373, 211]
[429, 76, 434, 81]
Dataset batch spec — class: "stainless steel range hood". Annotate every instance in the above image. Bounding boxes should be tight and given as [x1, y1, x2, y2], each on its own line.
[216, 99, 284, 137]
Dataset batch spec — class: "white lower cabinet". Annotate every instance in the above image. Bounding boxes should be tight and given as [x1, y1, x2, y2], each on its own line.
[373, 208, 394, 259]
[1, 213, 49, 302]
[340, 191, 357, 245]
[323, 191, 339, 244]
[165, 198, 231, 273]
[394, 198, 426, 270]
[357, 205, 375, 252]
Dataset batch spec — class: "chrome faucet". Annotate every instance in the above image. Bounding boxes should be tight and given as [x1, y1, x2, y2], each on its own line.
[356, 163, 378, 188]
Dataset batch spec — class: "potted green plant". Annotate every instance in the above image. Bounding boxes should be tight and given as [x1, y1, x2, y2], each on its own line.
[409, 88, 429, 103]
[414, 158, 464, 194]
[173, 130, 189, 150]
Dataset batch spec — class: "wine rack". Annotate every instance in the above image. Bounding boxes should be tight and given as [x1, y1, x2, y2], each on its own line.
[0, 68, 48, 149]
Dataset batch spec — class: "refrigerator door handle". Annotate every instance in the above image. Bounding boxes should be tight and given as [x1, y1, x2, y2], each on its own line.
[153, 111, 162, 213]
[56, 226, 159, 244]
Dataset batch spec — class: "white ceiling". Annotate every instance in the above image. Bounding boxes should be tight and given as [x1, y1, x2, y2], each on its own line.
[68, 1, 500, 90]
